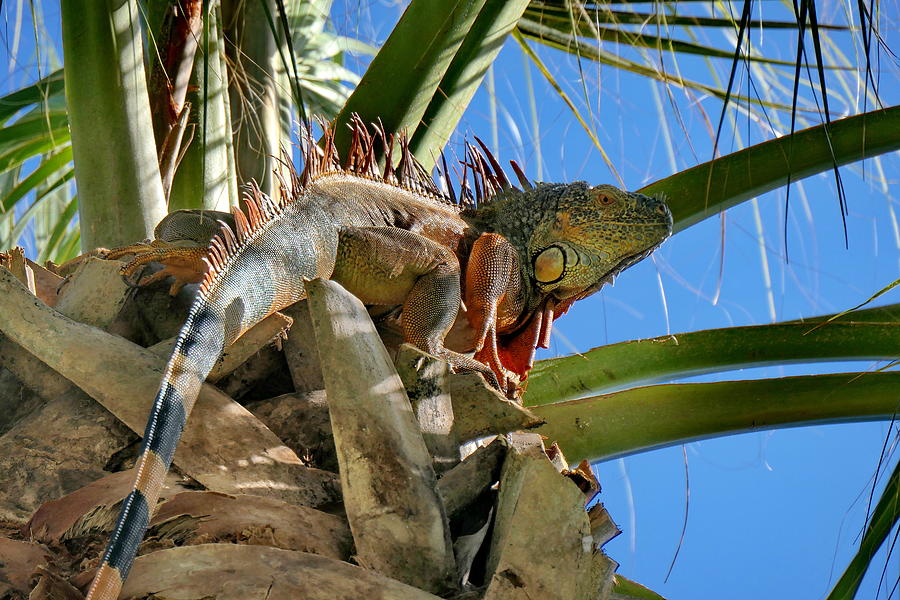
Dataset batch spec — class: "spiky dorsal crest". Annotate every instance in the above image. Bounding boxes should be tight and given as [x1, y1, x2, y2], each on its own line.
[200, 179, 287, 295]
[296, 114, 448, 201]
[296, 115, 532, 207]
[198, 115, 533, 295]
[454, 137, 531, 208]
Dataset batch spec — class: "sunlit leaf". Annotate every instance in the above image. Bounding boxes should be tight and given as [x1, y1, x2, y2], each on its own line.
[516, 20, 805, 113]
[0, 147, 72, 212]
[809, 278, 900, 332]
[0, 131, 71, 173]
[0, 112, 69, 149]
[612, 574, 670, 600]
[641, 106, 900, 233]
[534, 371, 900, 462]
[826, 458, 900, 600]
[524, 5, 846, 31]
[524, 304, 900, 406]
[0, 70, 65, 125]
[513, 29, 622, 184]
[518, 18, 849, 69]
[39, 196, 79, 264]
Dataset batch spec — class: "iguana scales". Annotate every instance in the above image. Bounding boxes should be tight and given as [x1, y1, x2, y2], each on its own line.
[85, 116, 672, 599]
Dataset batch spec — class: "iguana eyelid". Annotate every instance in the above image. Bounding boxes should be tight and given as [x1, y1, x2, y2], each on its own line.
[591, 189, 615, 206]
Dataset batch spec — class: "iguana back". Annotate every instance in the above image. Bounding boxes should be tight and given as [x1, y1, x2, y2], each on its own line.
[85, 118, 672, 599]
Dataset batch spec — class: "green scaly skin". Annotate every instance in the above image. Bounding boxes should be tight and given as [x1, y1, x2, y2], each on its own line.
[85, 122, 672, 600]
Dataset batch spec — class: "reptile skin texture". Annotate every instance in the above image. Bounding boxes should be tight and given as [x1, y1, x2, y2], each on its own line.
[85, 117, 672, 599]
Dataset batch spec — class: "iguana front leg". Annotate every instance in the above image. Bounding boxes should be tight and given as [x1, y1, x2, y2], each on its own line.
[104, 241, 208, 295]
[332, 226, 499, 387]
[464, 233, 582, 392]
[463, 233, 527, 392]
[103, 209, 233, 295]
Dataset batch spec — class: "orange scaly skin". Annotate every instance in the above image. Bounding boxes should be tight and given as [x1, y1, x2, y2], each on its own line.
[85, 119, 671, 599]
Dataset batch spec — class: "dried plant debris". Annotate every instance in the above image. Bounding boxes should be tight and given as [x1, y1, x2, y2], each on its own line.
[0, 368, 43, 437]
[24, 470, 188, 545]
[2, 193, 631, 598]
[207, 312, 293, 383]
[215, 342, 296, 403]
[483, 446, 597, 600]
[437, 438, 507, 520]
[147, 491, 352, 560]
[25, 565, 83, 600]
[245, 391, 337, 472]
[281, 301, 325, 393]
[453, 506, 494, 588]
[0, 538, 53, 598]
[0, 372, 135, 523]
[117, 545, 444, 600]
[587, 503, 622, 549]
[394, 344, 460, 473]
[0, 268, 337, 508]
[545, 441, 570, 472]
[306, 278, 456, 594]
[54, 257, 131, 328]
[106, 275, 197, 346]
[563, 459, 601, 505]
[447, 372, 545, 441]
[0, 247, 64, 307]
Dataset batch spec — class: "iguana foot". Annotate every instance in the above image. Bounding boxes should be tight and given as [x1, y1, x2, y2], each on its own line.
[436, 348, 503, 392]
[102, 241, 209, 296]
[470, 335, 519, 397]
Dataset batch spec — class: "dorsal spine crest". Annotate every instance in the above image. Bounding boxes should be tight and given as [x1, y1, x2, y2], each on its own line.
[198, 115, 532, 295]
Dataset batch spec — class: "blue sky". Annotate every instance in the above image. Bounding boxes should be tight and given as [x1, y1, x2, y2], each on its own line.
[425, 6, 900, 598]
[328, 3, 900, 598]
[3, 1, 898, 598]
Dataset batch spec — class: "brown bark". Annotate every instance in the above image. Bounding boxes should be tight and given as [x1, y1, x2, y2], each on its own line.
[246, 391, 337, 472]
[281, 301, 326, 393]
[305, 278, 457, 595]
[437, 438, 506, 520]
[0, 538, 53, 597]
[447, 372, 545, 441]
[483, 445, 596, 600]
[0, 247, 624, 598]
[119, 545, 444, 600]
[148, 0, 204, 154]
[148, 491, 352, 560]
[0, 267, 338, 508]
[395, 344, 461, 474]
[0, 338, 135, 523]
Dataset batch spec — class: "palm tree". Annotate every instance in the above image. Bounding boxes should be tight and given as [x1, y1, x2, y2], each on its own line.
[0, 1, 896, 598]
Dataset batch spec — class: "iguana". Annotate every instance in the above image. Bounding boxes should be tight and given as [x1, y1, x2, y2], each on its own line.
[84, 117, 672, 600]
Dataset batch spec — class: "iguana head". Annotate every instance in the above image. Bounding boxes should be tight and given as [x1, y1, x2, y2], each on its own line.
[528, 183, 672, 302]
[467, 180, 672, 390]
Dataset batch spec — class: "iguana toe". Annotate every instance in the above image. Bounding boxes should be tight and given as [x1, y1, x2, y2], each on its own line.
[104, 241, 209, 296]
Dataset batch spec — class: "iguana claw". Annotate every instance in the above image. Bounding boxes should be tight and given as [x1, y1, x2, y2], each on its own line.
[104, 240, 209, 296]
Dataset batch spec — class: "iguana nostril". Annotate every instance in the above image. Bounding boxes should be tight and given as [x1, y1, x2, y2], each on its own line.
[86, 120, 673, 600]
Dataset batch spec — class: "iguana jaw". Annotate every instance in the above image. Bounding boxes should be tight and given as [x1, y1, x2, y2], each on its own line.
[504, 232, 670, 377]
[564, 234, 668, 304]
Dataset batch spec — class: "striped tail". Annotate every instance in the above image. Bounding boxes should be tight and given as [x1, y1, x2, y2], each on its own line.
[84, 155, 307, 599]
[85, 299, 225, 600]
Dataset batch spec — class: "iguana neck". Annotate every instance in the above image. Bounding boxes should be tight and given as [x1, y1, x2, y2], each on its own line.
[464, 183, 564, 249]
[462, 183, 567, 313]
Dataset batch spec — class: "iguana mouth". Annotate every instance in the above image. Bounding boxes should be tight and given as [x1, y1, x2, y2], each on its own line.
[529, 237, 667, 351]
[536, 296, 557, 349]
[571, 237, 667, 303]
[504, 237, 666, 354]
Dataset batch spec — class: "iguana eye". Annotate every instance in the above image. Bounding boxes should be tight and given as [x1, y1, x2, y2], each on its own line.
[533, 245, 566, 284]
[595, 193, 614, 205]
